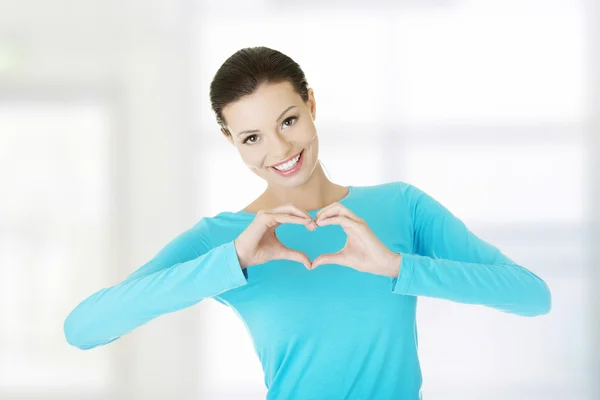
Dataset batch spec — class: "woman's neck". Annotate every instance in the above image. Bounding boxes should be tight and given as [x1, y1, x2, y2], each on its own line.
[246, 163, 348, 213]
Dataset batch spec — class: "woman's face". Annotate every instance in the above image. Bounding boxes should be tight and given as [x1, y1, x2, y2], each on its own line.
[221, 81, 319, 188]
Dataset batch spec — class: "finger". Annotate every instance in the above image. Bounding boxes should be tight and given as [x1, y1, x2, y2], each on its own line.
[314, 202, 338, 221]
[267, 205, 315, 230]
[305, 221, 317, 231]
[262, 213, 313, 229]
[315, 215, 355, 229]
[315, 203, 361, 223]
[270, 204, 313, 221]
[272, 212, 316, 231]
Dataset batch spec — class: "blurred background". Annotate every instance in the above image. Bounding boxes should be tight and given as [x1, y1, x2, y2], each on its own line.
[0, 0, 598, 399]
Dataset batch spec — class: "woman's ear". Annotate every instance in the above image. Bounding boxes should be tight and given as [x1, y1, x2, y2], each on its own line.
[307, 88, 316, 121]
[221, 128, 234, 145]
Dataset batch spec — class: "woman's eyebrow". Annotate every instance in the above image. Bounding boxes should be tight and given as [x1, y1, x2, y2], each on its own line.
[236, 105, 297, 137]
[275, 105, 296, 123]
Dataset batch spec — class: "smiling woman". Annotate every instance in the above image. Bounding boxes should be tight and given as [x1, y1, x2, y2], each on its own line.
[63, 45, 552, 400]
[208, 47, 334, 211]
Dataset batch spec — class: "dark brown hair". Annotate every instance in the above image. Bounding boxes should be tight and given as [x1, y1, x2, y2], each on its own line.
[209, 46, 310, 137]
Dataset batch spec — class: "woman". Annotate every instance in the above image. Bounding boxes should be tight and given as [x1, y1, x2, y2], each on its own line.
[64, 46, 552, 399]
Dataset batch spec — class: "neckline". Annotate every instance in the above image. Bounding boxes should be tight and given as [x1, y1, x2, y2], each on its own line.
[236, 185, 354, 217]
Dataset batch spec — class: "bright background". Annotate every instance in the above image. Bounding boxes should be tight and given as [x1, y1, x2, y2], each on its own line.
[0, 0, 598, 399]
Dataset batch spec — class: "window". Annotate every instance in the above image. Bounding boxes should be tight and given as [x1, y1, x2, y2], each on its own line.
[0, 99, 115, 395]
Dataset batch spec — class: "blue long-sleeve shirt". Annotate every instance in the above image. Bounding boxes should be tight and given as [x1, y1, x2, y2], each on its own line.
[63, 181, 552, 399]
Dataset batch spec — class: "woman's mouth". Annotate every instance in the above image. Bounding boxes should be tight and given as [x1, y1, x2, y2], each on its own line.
[269, 150, 304, 177]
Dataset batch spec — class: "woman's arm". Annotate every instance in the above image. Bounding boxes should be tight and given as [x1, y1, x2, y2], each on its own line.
[63, 218, 247, 350]
[391, 183, 552, 317]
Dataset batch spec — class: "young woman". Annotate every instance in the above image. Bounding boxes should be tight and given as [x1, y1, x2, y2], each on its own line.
[64, 46, 552, 399]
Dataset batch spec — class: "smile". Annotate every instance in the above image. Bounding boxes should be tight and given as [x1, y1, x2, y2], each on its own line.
[270, 150, 302, 170]
[269, 150, 305, 176]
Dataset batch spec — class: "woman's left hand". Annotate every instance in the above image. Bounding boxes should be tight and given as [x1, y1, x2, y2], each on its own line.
[311, 202, 402, 278]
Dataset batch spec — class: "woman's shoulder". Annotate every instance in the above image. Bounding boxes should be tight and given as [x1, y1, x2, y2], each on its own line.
[350, 180, 416, 201]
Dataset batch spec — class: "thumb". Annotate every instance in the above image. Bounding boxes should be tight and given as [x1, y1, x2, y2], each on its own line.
[311, 252, 340, 270]
[280, 248, 311, 270]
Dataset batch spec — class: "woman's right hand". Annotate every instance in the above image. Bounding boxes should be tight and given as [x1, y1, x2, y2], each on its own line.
[234, 204, 316, 270]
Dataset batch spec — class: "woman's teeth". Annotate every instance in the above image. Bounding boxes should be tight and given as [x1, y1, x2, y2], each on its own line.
[273, 152, 301, 171]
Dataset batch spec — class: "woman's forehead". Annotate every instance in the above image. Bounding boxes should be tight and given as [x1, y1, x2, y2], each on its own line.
[224, 83, 300, 128]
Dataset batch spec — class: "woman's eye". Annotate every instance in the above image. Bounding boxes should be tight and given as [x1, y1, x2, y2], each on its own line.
[282, 116, 297, 128]
[243, 116, 297, 145]
[243, 134, 258, 144]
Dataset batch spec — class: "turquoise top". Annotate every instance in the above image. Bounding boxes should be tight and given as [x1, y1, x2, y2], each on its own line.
[64, 181, 552, 399]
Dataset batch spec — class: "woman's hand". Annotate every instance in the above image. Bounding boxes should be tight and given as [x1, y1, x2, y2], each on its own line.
[311, 202, 402, 278]
[234, 205, 316, 270]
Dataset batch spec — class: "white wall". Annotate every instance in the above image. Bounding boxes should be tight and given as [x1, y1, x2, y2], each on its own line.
[0, 1, 202, 399]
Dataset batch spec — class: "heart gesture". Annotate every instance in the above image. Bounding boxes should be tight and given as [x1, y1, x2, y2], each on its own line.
[311, 202, 402, 278]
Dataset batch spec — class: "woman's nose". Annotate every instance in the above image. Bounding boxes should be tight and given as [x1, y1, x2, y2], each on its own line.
[267, 132, 293, 156]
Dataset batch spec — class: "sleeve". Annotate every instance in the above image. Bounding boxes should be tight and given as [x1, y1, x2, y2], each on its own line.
[390, 183, 552, 317]
[63, 218, 247, 350]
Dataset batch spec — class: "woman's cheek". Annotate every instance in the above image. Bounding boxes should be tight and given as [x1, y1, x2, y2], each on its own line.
[241, 153, 266, 171]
